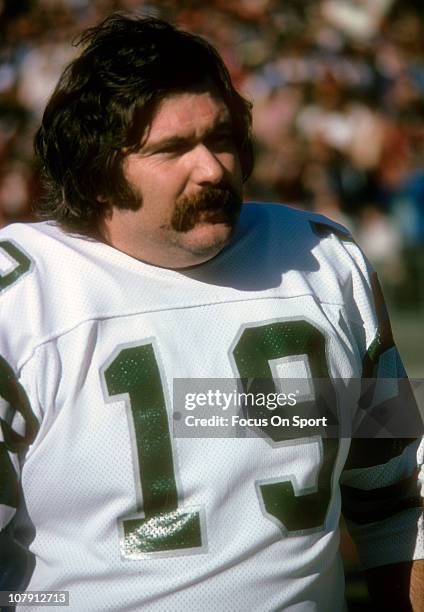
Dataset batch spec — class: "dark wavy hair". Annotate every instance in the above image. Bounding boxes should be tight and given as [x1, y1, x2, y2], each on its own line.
[33, 13, 253, 233]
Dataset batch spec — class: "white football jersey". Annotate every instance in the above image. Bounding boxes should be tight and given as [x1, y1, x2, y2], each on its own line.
[0, 203, 422, 611]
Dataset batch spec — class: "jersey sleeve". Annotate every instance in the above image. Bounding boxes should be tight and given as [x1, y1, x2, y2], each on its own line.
[336, 235, 424, 569]
[0, 356, 41, 593]
[0, 237, 40, 588]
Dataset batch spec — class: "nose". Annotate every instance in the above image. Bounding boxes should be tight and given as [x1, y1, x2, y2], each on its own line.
[190, 144, 225, 186]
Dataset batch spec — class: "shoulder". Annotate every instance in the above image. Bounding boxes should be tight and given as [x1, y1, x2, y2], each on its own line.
[239, 202, 362, 275]
[0, 222, 102, 369]
[0, 221, 83, 274]
[0, 221, 89, 299]
[238, 202, 378, 327]
[241, 202, 353, 242]
[0, 223, 54, 369]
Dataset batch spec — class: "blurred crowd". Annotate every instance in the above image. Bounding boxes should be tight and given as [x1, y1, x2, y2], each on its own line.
[1, 0, 423, 309]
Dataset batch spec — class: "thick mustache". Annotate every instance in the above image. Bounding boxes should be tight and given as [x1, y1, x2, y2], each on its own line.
[179, 187, 235, 212]
[171, 186, 241, 232]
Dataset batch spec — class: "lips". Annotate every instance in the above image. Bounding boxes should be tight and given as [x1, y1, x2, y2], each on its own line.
[197, 207, 232, 223]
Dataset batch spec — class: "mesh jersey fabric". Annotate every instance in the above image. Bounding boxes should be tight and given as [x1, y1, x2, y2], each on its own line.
[0, 203, 422, 611]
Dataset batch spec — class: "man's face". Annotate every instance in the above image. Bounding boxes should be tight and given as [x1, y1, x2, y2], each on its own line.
[103, 88, 243, 268]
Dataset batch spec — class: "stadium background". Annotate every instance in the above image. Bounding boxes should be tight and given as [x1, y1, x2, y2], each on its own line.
[0, 0, 423, 608]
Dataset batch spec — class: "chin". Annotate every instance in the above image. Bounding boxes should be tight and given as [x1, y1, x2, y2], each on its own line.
[181, 222, 234, 260]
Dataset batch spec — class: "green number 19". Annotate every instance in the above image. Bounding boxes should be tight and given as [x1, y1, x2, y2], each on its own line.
[102, 321, 339, 558]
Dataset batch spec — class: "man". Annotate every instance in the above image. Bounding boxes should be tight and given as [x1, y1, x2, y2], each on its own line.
[0, 13, 422, 611]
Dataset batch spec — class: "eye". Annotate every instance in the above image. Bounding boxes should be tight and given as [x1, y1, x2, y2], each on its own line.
[206, 131, 234, 151]
[161, 140, 194, 156]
